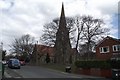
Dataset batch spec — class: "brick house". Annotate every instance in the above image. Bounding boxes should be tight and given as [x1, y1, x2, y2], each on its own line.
[31, 44, 54, 64]
[31, 44, 77, 64]
[96, 36, 120, 60]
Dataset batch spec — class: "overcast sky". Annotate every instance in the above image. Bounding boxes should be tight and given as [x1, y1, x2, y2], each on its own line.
[0, 0, 119, 52]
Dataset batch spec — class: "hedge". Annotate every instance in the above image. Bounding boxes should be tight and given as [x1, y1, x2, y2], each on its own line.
[75, 60, 120, 69]
[109, 60, 120, 69]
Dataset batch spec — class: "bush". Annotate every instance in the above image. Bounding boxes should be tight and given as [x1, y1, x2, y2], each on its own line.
[109, 60, 120, 69]
[75, 60, 111, 69]
[75, 61, 91, 68]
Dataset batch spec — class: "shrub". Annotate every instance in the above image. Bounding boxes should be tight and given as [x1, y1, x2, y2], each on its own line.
[109, 60, 120, 69]
[75, 60, 111, 69]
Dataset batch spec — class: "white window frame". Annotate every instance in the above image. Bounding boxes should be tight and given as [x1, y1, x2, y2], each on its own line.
[113, 45, 120, 52]
[99, 46, 109, 53]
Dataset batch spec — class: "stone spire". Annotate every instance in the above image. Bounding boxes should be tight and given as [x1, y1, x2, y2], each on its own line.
[59, 3, 66, 31]
[54, 3, 72, 64]
[57, 3, 69, 37]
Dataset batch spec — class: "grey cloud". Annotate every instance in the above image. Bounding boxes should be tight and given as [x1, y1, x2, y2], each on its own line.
[0, 0, 118, 51]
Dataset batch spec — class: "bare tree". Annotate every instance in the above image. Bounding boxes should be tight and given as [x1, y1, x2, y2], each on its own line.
[73, 16, 85, 60]
[2, 50, 6, 60]
[10, 34, 35, 57]
[40, 17, 76, 46]
[76, 15, 109, 59]
[40, 15, 109, 60]
[74, 16, 84, 51]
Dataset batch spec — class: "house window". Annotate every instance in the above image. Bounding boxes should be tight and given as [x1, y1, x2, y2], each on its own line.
[113, 45, 120, 52]
[100, 46, 109, 53]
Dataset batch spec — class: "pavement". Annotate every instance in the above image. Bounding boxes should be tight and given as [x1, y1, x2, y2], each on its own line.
[4, 71, 12, 78]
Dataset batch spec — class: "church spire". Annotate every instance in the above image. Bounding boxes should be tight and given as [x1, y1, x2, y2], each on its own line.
[59, 3, 66, 30]
[60, 3, 65, 19]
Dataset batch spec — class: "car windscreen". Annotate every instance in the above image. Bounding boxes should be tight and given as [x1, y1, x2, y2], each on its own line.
[12, 60, 19, 64]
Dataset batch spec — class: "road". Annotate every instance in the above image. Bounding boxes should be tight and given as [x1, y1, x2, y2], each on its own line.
[4, 65, 111, 80]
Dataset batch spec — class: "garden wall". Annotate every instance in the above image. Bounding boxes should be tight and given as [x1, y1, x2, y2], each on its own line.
[75, 68, 112, 78]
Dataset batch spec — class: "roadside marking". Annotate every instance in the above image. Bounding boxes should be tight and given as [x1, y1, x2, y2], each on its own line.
[4, 72, 12, 78]
[13, 69, 23, 78]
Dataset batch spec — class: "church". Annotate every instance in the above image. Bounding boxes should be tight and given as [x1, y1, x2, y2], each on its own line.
[31, 3, 76, 65]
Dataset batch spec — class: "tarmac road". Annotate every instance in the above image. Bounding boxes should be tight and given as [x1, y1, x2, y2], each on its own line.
[4, 65, 111, 80]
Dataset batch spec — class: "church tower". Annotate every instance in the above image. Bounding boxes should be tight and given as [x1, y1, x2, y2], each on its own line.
[54, 3, 71, 64]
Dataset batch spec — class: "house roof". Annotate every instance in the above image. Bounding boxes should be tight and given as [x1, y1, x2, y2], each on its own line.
[34, 44, 54, 56]
[34, 44, 77, 56]
[96, 36, 120, 47]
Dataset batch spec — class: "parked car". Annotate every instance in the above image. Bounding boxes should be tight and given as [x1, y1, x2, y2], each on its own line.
[20, 60, 25, 66]
[8, 58, 21, 69]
